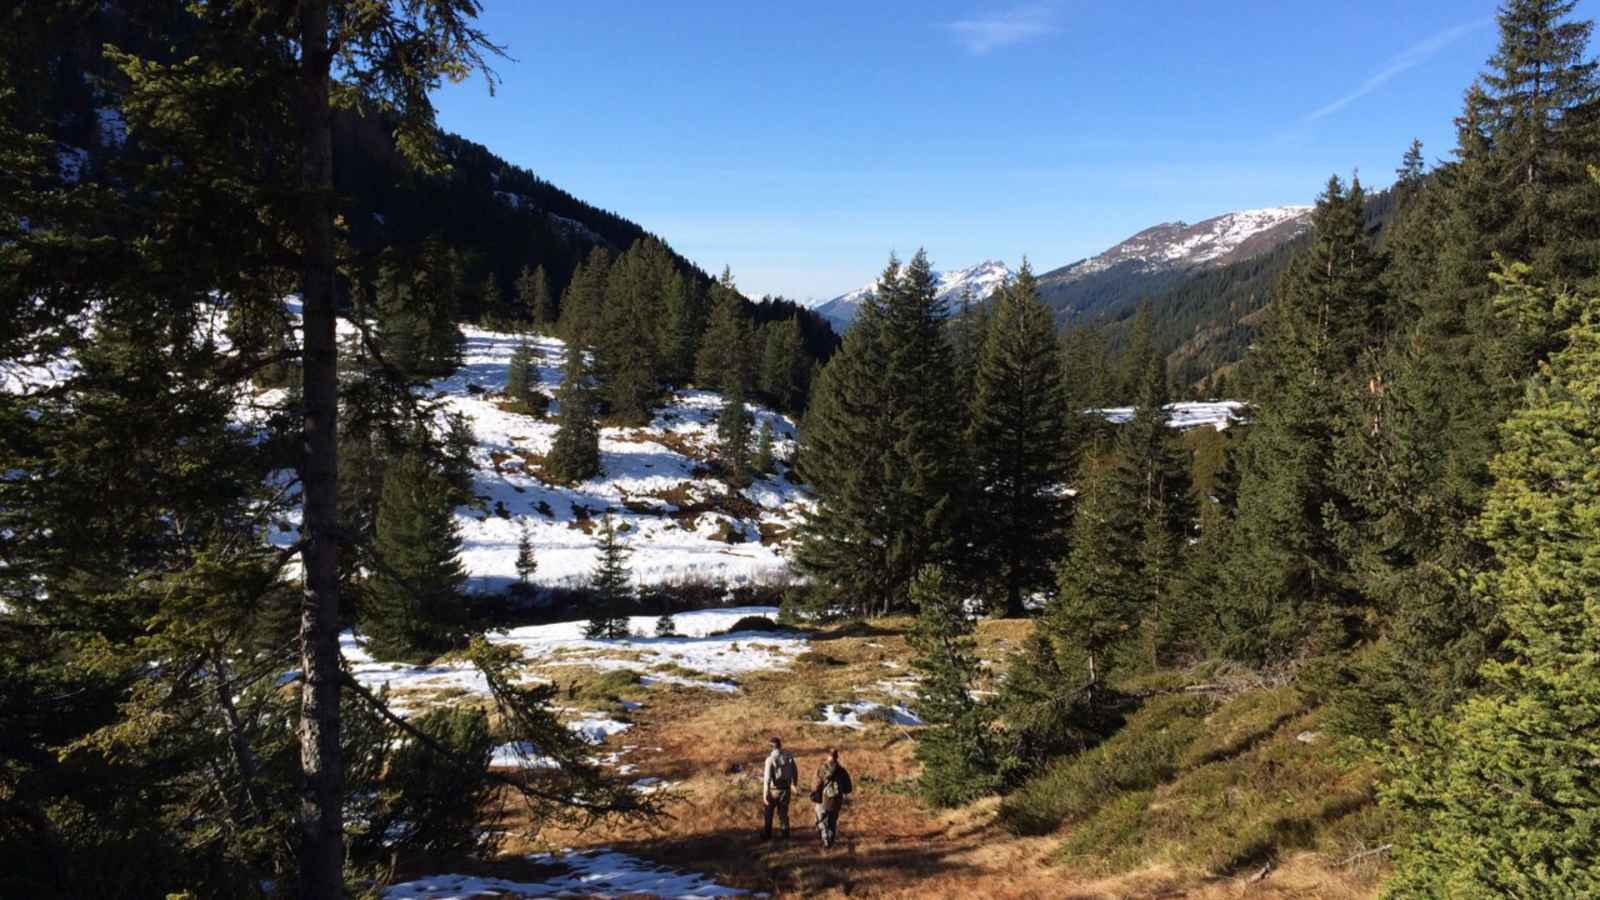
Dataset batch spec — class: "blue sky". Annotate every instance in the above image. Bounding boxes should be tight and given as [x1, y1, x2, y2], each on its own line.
[431, 1, 1589, 302]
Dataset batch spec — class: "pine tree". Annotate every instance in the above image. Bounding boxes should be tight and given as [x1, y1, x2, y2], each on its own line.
[717, 379, 753, 488]
[1217, 175, 1385, 663]
[967, 262, 1071, 616]
[757, 316, 811, 413]
[515, 521, 537, 584]
[559, 247, 610, 346]
[1384, 293, 1600, 896]
[948, 283, 992, 426]
[505, 339, 535, 409]
[654, 612, 678, 637]
[1331, 1, 1600, 734]
[658, 272, 701, 385]
[752, 420, 775, 475]
[1047, 453, 1145, 699]
[596, 239, 665, 425]
[695, 267, 752, 392]
[516, 263, 554, 332]
[585, 516, 634, 640]
[794, 251, 963, 616]
[547, 343, 602, 483]
[907, 566, 1009, 806]
[364, 451, 469, 661]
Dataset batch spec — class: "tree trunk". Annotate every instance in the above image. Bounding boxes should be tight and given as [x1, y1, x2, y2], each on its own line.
[296, 1, 344, 896]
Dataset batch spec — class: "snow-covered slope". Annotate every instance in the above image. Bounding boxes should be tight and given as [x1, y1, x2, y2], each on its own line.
[1096, 400, 1246, 431]
[1053, 206, 1311, 284]
[813, 259, 1011, 332]
[419, 327, 809, 591]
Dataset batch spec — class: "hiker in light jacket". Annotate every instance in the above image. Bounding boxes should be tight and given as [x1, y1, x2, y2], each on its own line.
[810, 747, 853, 848]
[761, 736, 797, 840]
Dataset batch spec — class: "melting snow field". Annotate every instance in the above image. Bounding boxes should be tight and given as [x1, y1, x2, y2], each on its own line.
[343, 607, 807, 710]
[1097, 400, 1245, 431]
[384, 849, 747, 899]
[431, 326, 809, 592]
[816, 701, 924, 729]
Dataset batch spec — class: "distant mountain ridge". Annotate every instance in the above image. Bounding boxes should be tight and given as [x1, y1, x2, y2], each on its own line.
[1037, 205, 1312, 322]
[812, 260, 1012, 332]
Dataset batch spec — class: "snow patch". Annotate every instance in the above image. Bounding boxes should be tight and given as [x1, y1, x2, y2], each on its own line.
[384, 849, 747, 898]
[816, 701, 923, 729]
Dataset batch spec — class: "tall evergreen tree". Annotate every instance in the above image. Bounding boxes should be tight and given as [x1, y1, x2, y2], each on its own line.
[907, 566, 1009, 806]
[505, 338, 535, 409]
[795, 251, 963, 615]
[1047, 453, 1146, 699]
[717, 380, 754, 488]
[547, 343, 601, 483]
[585, 516, 634, 640]
[1384, 293, 1600, 896]
[364, 451, 468, 661]
[1218, 175, 1386, 663]
[966, 262, 1072, 616]
[595, 238, 670, 425]
[757, 316, 811, 414]
[515, 264, 555, 332]
[515, 521, 537, 584]
[695, 266, 752, 391]
[658, 271, 701, 386]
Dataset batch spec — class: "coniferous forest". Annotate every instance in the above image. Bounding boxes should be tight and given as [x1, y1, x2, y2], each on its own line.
[7, 1, 1600, 897]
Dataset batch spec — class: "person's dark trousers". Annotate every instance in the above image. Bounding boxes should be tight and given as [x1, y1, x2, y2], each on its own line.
[761, 790, 790, 839]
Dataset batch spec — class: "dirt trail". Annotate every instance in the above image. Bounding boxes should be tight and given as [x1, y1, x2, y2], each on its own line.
[479, 620, 1375, 899]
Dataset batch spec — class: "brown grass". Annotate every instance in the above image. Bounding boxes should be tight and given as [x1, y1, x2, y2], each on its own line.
[466, 618, 1383, 899]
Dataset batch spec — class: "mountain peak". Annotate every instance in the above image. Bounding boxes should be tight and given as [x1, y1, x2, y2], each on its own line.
[1054, 205, 1312, 283]
[813, 259, 1013, 331]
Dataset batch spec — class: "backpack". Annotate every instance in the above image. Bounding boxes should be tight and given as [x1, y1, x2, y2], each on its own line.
[822, 763, 851, 799]
[772, 753, 795, 790]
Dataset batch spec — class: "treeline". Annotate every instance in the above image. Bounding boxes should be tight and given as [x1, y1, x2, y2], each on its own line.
[0, 3, 705, 897]
[796, 1, 1600, 891]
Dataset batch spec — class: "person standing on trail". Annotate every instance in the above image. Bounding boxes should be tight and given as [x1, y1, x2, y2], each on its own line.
[761, 736, 798, 840]
[810, 747, 853, 848]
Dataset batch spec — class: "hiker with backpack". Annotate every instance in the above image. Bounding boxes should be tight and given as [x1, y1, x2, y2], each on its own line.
[760, 736, 798, 840]
[809, 747, 853, 848]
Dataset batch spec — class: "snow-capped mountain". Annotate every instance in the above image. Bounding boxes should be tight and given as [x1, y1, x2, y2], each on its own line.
[1036, 205, 1312, 321]
[1052, 206, 1311, 283]
[813, 260, 1011, 332]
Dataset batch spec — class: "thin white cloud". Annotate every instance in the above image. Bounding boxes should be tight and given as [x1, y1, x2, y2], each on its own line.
[945, 3, 1058, 55]
[1305, 19, 1491, 122]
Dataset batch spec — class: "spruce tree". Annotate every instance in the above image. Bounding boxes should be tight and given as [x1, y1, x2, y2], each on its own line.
[516, 263, 554, 332]
[967, 262, 1071, 616]
[907, 566, 1008, 806]
[1384, 293, 1600, 896]
[596, 239, 665, 425]
[585, 516, 634, 640]
[658, 272, 701, 385]
[695, 267, 752, 391]
[1332, 1, 1600, 734]
[757, 316, 811, 414]
[795, 251, 963, 616]
[1047, 453, 1145, 699]
[515, 521, 537, 584]
[505, 339, 535, 409]
[717, 379, 753, 488]
[365, 451, 469, 661]
[752, 420, 775, 475]
[1218, 175, 1385, 663]
[547, 343, 601, 483]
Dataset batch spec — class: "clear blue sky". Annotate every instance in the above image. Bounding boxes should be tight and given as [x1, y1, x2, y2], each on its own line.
[430, 0, 1591, 302]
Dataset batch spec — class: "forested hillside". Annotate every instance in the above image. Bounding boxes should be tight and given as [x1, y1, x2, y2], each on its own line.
[8, 1, 1600, 898]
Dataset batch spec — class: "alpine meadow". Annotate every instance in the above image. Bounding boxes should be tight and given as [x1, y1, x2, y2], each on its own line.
[8, 1, 1600, 897]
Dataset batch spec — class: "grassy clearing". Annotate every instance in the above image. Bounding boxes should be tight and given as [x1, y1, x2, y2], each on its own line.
[996, 675, 1390, 890]
[463, 616, 1386, 898]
